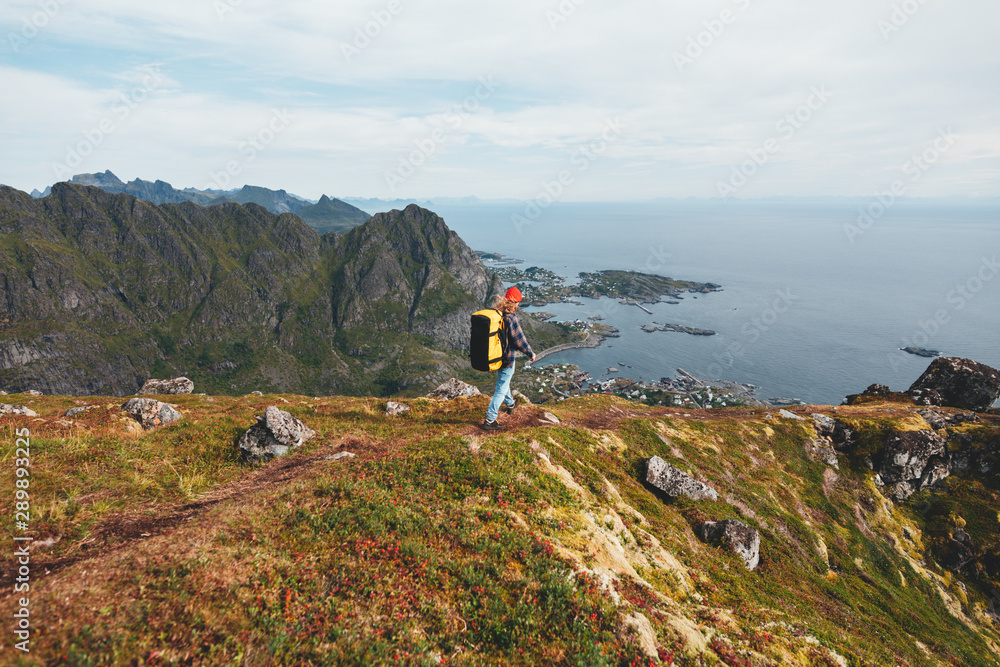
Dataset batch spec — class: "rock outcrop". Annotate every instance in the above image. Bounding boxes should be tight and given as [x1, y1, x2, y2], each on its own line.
[907, 357, 1000, 412]
[0, 404, 37, 416]
[645, 456, 718, 501]
[697, 519, 761, 570]
[812, 413, 856, 451]
[64, 405, 98, 417]
[427, 378, 482, 400]
[385, 400, 410, 416]
[139, 377, 194, 395]
[237, 405, 316, 462]
[843, 383, 895, 405]
[121, 398, 182, 429]
[874, 430, 948, 501]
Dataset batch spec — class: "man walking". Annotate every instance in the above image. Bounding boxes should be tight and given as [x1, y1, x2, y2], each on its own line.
[482, 287, 535, 430]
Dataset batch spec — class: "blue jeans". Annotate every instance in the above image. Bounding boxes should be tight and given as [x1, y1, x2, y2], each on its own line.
[486, 362, 516, 422]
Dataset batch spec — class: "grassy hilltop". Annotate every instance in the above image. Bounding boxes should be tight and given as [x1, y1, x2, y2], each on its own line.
[3, 390, 1000, 666]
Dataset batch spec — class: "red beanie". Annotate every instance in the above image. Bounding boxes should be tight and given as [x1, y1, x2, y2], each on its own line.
[505, 286, 522, 302]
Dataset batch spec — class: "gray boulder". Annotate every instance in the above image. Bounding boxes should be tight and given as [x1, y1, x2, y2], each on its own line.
[0, 404, 38, 417]
[812, 413, 856, 451]
[64, 405, 98, 417]
[427, 378, 481, 400]
[907, 357, 1000, 411]
[139, 377, 194, 395]
[645, 456, 718, 501]
[803, 439, 839, 469]
[121, 398, 182, 429]
[877, 430, 948, 501]
[385, 400, 410, 416]
[697, 519, 761, 570]
[238, 406, 316, 463]
[916, 408, 978, 430]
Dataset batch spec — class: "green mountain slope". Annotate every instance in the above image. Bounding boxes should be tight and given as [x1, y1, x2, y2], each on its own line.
[0, 184, 570, 397]
[2, 391, 999, 665]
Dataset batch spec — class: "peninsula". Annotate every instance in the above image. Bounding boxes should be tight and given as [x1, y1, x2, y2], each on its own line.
[475, 257, 722, 306]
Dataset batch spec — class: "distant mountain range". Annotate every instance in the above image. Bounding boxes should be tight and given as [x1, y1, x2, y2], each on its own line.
[31, 170, 371, 235]
[0, 183, 571, 396]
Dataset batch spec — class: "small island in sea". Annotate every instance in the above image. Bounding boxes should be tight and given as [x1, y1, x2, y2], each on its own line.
[641, 322, 717, 336]
[901, 346, 941, 357]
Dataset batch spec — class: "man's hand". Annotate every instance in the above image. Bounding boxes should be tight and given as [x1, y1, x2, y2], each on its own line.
[530, 354, 536, 363]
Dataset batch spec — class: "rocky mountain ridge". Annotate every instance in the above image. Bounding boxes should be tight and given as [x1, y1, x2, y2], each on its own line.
[33, 171, 372, 236]
[0, 183, 568, 396]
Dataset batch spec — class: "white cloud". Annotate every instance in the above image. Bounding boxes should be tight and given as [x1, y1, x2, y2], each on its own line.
[1, 0, 998, 198]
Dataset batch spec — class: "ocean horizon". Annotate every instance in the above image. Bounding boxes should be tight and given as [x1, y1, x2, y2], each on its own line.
[392, 199, 999, 407]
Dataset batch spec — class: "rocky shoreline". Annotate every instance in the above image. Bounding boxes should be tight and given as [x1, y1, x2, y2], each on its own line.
[532, 324, 619, 363]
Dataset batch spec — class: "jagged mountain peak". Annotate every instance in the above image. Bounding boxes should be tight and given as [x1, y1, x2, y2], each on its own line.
[70, 169, 126, 190]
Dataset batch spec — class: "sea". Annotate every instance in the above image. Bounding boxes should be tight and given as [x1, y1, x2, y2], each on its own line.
[367, 199, 1000, 407]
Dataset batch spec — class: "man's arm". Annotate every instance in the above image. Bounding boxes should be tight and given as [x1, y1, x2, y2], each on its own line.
[508, 315, 535, 359]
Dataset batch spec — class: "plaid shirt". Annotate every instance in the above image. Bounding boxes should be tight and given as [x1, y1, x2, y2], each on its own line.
[503, 312, 534, 367]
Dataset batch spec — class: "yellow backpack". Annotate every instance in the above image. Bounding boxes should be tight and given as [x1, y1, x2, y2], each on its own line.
[470, 309, 508, 372]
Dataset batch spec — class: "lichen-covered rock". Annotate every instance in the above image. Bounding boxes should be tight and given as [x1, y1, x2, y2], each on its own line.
[386, 400, 410, 416]
[645, 456, 718, 501]
[238, 405, 316, 463]
[804, 439, 839, 469]
[0, 404, 37, 417]
[908, 357, 1000, 411]
[909, 388, 943, 407]
[64, 405, 98, 417]
[426, 378, 481, 400]
[916, 408, 978, 430]
[121, 398, 182, 430]
[812, 413, 856, 451]
[139, 377, 194, 395]
[697, 519, 761, 570]
[876, 430, 948, 501]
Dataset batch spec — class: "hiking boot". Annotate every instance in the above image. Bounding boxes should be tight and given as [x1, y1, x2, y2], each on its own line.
[481, 419, 504, 431]
[501, 399, 520, 415]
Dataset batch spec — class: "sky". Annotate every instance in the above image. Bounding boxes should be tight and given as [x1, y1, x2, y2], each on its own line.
[0, 0, 998, 201]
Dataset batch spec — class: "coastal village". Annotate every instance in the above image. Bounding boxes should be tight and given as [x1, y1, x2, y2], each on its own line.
[513, 360, 762, 408]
